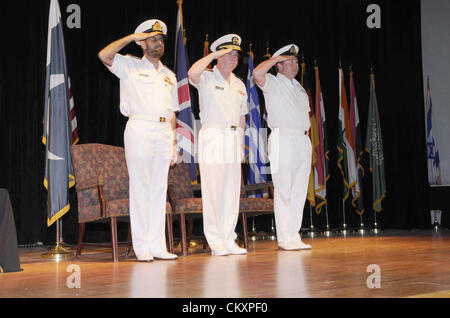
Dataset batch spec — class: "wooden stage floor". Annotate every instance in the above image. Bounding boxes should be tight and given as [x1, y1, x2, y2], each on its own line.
[1, 230, 450, 299]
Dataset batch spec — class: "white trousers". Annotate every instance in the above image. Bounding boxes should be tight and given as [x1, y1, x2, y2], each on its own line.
[269, 128, 312, 245]
[124, 119, 173, 257]
[198, 127, 243, 250]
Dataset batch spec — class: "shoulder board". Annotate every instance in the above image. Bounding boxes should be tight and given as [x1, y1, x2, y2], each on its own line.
[204, 68, 213, 72]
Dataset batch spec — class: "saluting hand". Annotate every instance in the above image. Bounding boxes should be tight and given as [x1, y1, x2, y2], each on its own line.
[133, 32, 160, 42]
[275, 55, 297, 63]
[211, 48, 233, 59]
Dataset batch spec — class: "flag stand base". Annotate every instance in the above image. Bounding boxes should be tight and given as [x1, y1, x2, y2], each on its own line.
[432, 222, 442, 232]
[335, 224, 351, 235]
[370, 222, 382, 234]
[357, 223, 366, 235]
[41, 243, 74, 260]
[306, 225, 319, 238]
[41, 220, 74, 260]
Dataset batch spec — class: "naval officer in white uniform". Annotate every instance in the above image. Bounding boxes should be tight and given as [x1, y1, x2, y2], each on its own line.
[188, 34, 248, 256]
[98, 19, 179, 261]
[253, 44, 312, 251]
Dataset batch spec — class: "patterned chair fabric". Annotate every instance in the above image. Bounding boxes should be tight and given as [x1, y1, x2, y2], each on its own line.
[239, 174, 275, 249]
[167, 163, 204, 256]
[71, 143, 130, 223]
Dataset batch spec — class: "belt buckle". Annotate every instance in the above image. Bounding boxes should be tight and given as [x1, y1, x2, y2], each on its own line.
[230, 125, 237, 131]
[159, 117, 166, 122]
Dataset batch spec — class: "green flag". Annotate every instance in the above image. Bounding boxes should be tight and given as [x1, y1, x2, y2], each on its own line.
[365, 73, 386, 212]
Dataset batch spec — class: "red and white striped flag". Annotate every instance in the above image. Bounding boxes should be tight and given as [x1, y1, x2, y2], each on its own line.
[68, 77, 79, 145]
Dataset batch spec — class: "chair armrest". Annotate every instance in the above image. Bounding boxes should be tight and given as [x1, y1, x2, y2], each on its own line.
[76, 177, 107, 218]
[244, 181, 273, 192]
[167, 184, 176, 208]
[76, 177, 105, 191]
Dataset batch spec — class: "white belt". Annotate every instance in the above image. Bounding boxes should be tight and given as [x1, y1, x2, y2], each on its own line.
[274, 128, 309, 135]
[129, 114, 170, 123]
[201, 123, 241, 130]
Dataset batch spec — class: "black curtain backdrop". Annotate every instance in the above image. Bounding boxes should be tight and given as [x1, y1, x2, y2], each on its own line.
[0, 0, 434, 245]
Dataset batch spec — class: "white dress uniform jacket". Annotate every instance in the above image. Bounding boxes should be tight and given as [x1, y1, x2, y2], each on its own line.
[107, 54, 179, 259]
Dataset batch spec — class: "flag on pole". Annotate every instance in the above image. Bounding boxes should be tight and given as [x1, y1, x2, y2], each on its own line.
[349, 70, 364, 215]
[301, 61, 319, 208]
[244, 47, 269, 197]
[68, 77, 79, 145]
[425, 78, 442, 223]
[43, 0, 75, 227]
[365, 72, 386, 212]
[337, 67, 358, 202]
[261, 42, 271, 128]
[175, 0, 197, 184]
[313, 65, 329, 214]
[425, 78, 441, 186]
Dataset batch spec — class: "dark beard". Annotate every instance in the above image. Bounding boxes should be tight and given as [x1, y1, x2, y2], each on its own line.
[149, 47, 164, 59]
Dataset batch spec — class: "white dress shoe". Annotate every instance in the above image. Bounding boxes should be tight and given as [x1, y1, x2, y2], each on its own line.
[278, 242, 301, 251]
[152, 251, 178, 260]
[294, 241, 312, 250]
[211, 247, 229, 256]
[226, 243, 247, 255]
[136, 253, 154, 262]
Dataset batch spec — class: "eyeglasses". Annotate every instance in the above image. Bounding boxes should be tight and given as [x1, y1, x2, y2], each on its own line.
[226, 51, 240, 58]
[148, 36, 165, 43]
[278, 58, 298, 65]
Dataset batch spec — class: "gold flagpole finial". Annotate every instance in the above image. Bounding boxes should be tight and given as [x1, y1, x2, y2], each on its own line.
[264, 41, 271, 58]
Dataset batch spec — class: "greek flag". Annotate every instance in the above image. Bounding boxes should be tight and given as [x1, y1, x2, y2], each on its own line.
[174, 1, 197, 184]
[43, 0, 75, 227]
[244, 50, 269, 197]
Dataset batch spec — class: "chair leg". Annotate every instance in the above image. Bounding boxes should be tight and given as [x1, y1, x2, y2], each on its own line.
[166, 214, 174, 254]
[109, 217, 119, 262]
[180, 213, 188, 256]
[241, 212, 249, 250]
[76, 223, 85, 259]
[126, 223, 132, 257]
[186, 219, 194, 248]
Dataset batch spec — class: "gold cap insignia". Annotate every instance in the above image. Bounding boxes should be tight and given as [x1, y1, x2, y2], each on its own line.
[232, 37, 239, 45]
[289, 45, 296, 54]
[153, 22, 163, 32]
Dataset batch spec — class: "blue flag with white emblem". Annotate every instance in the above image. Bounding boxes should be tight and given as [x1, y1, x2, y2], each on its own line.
[244, 50, 269, 197]
[42, 0, 75, 227]
[426, 78, 441, 186]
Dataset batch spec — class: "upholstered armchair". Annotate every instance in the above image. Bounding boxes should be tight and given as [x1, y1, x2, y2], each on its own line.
[239, 179, 275, 249]
[167, 163, 203, 256]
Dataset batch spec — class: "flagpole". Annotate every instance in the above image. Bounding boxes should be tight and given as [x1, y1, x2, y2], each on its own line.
[358, 214, 365, 235]
[307, 204, 317, 237]
[323, 203, 332, 237]
[339, 198, 349, 235]
[41, 219, 74, 260]
[248, 216, 258, 242]
[372, 209, 380, 234]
